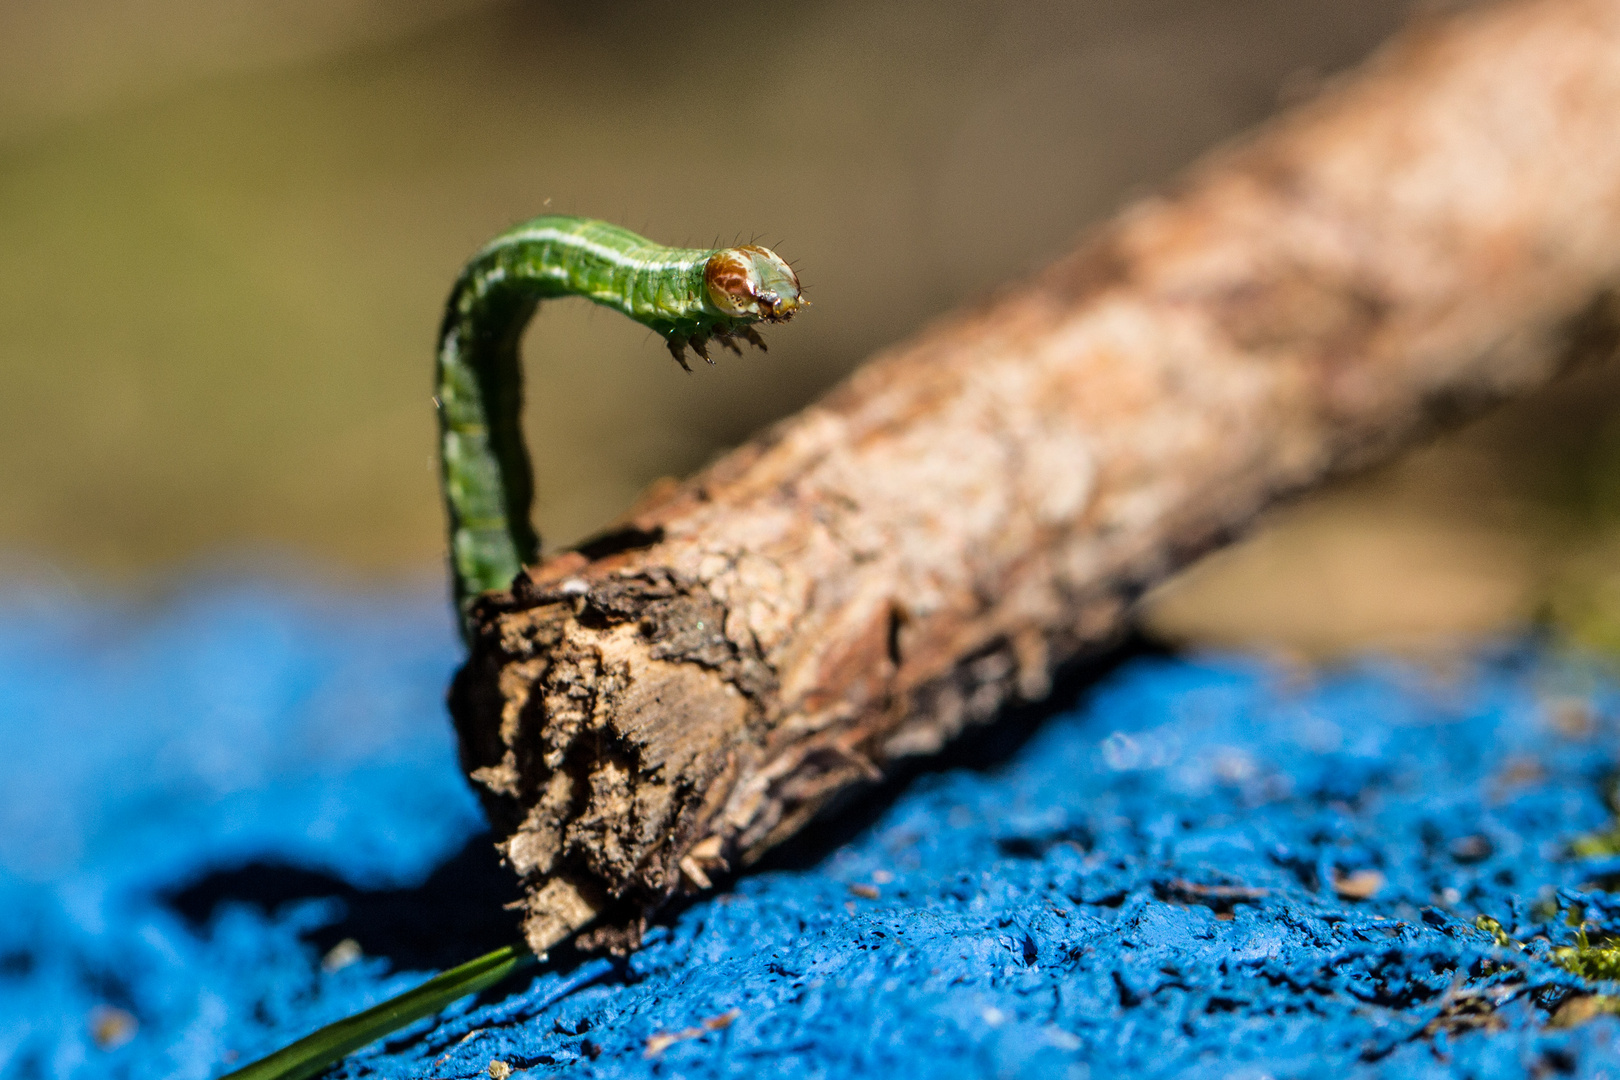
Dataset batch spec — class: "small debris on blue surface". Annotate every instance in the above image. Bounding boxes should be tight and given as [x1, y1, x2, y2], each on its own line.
[5, 582, 1620, 1078]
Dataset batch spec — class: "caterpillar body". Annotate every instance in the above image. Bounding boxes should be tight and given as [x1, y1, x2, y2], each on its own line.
[435, 215, 804, 631]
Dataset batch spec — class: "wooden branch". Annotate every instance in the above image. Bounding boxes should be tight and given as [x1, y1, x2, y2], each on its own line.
[450, 0, 1620, 953]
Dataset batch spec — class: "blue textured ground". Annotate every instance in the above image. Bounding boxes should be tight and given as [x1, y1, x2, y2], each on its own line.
[6, 580, 1620, 1078]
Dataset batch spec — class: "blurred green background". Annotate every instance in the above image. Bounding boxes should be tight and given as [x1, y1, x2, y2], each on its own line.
[6, 0, 1620, 658]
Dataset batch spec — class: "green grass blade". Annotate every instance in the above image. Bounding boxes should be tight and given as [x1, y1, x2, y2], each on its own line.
[220, 942, 535, 1080]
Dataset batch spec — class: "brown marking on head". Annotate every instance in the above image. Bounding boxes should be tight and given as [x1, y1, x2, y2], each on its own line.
[704, 251, 755, 318]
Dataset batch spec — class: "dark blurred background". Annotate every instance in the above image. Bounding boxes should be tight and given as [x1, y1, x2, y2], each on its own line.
[6, 0, 1620, 658]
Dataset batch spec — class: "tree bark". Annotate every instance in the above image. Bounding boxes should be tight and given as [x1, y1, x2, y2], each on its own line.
[450, 0, 1620, 954]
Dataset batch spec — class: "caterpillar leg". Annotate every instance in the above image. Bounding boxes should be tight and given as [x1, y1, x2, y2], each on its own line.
[740, 325, 768, 352]
[690, 335, 713, 364]
[666, 336, 693, 372]
[714, 331, 744, 356]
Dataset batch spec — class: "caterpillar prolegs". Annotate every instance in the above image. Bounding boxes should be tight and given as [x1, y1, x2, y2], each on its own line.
[435, 216, 804, 633]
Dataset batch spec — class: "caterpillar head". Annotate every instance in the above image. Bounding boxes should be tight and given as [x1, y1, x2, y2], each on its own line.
[705, 245, 804, 323]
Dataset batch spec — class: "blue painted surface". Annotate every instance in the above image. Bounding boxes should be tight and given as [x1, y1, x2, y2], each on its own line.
[4, 583, 1620, 1078]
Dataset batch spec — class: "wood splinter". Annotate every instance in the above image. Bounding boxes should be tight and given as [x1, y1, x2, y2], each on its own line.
[448, 0, 1620, 957]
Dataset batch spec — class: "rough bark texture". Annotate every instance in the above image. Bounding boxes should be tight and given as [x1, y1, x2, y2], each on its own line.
[450, 0, 1620, 954]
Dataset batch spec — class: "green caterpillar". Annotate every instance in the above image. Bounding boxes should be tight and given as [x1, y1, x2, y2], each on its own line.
[435, 216, 804, 633]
